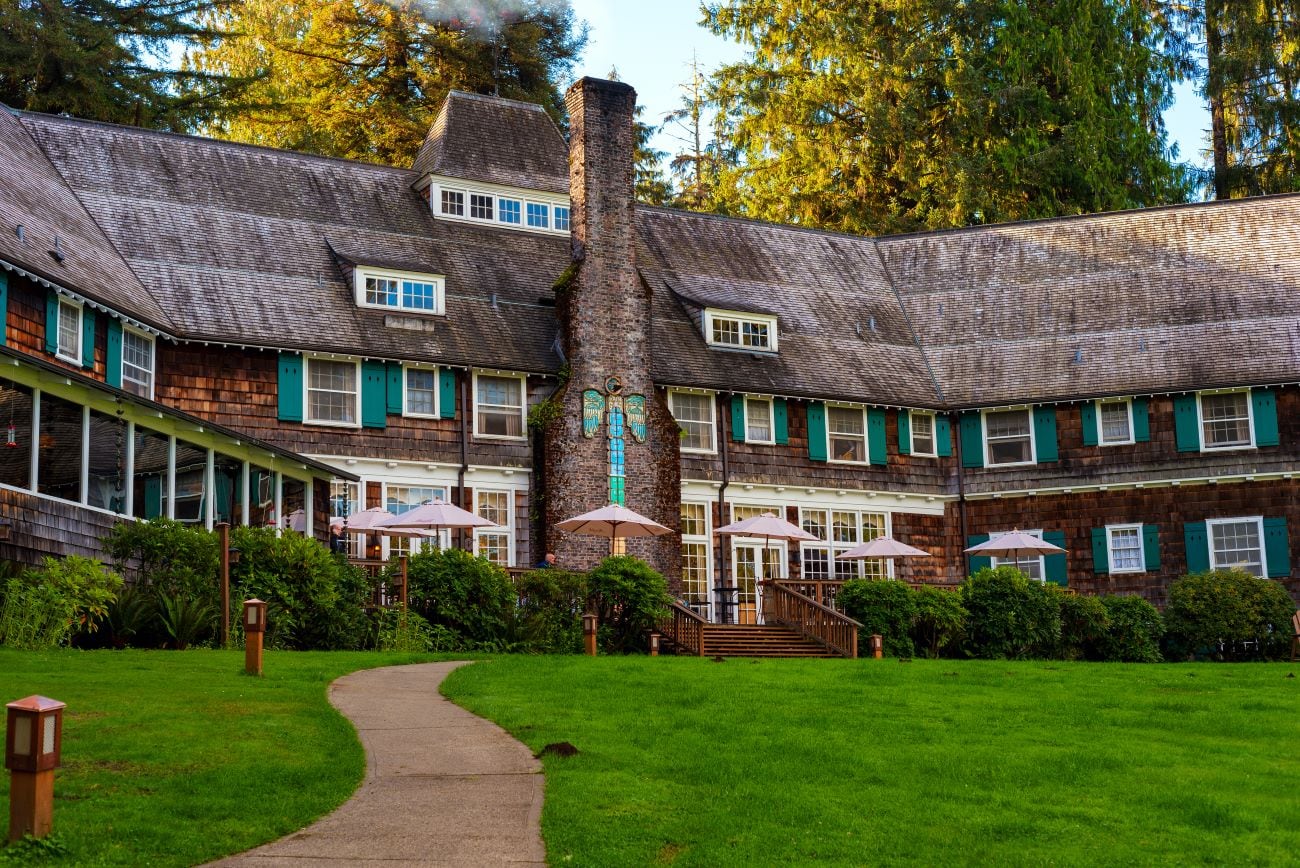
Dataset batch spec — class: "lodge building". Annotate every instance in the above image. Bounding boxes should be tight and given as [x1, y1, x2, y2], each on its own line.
[0, 76, 1296, 622]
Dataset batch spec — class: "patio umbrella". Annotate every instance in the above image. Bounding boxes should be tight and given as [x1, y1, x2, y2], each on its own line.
[376, 498, 498, 544]
[336, 506, 397, 533]
[554, 503, 672, 539]
[963, 529, 1065, 559]
[285, 509, 308, 533]
[837, 536, 932, 560]
[713, 513, 818, 583]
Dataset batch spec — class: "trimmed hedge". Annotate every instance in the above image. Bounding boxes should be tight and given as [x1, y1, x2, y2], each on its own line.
[1164, 569, 1295, 661]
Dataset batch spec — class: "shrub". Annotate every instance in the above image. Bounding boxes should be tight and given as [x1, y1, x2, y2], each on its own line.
[959, 566, 1061, 659]
[103, 584, 155, 649]
[102, 519, 218, 603]
[514, 568, 588, 653]
[1054, 589, 1110, 661]
[27, 555, 123, 636]
[837, 579, 916, 657]
[909, 586, 967, 658]
[586, 556, 672, 653]
[157, 592, 215, 650]
[372, 606, 435, 653]
[0, 578, 71, 649]
[1097, 595, 1164, 663]
[1164, 569, 1296, 660]
[403, 547, 515, 649]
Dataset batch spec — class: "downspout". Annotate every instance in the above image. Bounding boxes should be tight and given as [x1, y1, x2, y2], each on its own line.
[951, 412, 969, 583]
[716, 393, 731, 616]
[458, 369, 469, 551]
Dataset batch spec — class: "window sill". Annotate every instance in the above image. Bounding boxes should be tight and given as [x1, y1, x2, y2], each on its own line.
[828, 459, 870, 466]
[474, 433, 527, 442]
[402, 412, 440, 420]
[1200, 444, 1256, 452]
[304, 419, 362, 429]
[744, 438, 776, 446]
[54, 351, 81, 366]
[986, 459, 1036, 468]
[1108, 567, 1146, 575]
[680, 447, 717, 455]
[1099, 439, 1135, 447]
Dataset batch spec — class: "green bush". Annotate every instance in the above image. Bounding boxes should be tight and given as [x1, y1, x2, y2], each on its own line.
[1097, 595, 1165, 663]
[514, 568, 588, 653]
[0, 556, 123, 649]
[959, 567, 1061, 659]
[837, 579, 916, 657]
[372, 606, 435, 653]
[0, 578, 72, 649]
[586, 556, 672, 653]
[102, 519, 218, 603]
[1164, 569, 1295, 660]
[157, 592, 215, 650]
[909, 585, 967, 658]
[404, 547, 515, 649]
[1054, 589, 1110, 661]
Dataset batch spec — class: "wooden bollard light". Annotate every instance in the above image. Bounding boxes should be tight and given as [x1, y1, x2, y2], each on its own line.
[6, 695, 65, 843]
[649, 632, 661, 657]
[870, 634, 884, 660]
[244, 599, 267, 676]
[582, 613, 598, 657]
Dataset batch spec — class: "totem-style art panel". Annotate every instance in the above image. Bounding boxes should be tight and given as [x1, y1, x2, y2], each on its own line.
[581, 376, 646, 505]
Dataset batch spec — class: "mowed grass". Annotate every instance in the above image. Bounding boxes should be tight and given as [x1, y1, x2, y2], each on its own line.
[443, 657, 1300, 866]
[0, 648, 441, 866]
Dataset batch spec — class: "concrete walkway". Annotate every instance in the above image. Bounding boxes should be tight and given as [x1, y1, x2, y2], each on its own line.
[213, 661, 545, 867]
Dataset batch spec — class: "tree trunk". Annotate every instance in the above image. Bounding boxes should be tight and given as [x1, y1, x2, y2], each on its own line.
[1206, 0, 1231, 199]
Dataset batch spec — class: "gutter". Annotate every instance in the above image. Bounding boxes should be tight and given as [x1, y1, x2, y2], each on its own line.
[458, 369, 469, 550]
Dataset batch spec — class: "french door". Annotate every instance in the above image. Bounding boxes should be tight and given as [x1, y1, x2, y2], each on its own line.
[731, 542, 786, 625]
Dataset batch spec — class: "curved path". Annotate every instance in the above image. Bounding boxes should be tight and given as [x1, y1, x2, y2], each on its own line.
[213, 661, 545, 867]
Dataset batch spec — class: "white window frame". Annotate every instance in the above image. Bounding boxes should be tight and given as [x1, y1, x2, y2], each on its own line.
[304, 356, 361, 429]
[473, 488, 515, 567]
[1105, 523, 1146, 574]
[1206, 516, 1266, 576]
[982, 407, 1036, 467]
[120, 325, 155, 400]
[1197, 389, 1255, 451]
[743, 396, 775, 445]
[798, 506, 894, 582]
[669, 390, 717, 455]
[680, 500, 713, 617]
[472, 371, 527, 441]
[426, 177, 570, 236]
[909, 410, 937, 457]
[990, 528, 1045, 581]
[826, 404, 868, 465]
[525, 201, 550, 229]
[354, 266, 446, 316]
[55, 297, 82, 365]
[401, 364, 439, 419]
[554, 205, 571, 231]
[703, 308, 779, 353]
[439, 187, 466, 217]
[382, 482, 450, 558]
[1096, 398, 1135, 446]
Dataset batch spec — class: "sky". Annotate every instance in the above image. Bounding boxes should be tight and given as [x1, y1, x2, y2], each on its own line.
[567, 0, 1213, 178]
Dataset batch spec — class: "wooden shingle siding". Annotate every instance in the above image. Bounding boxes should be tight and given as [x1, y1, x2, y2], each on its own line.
[0, 486, 121, 567]
[7, 277, 102, 380]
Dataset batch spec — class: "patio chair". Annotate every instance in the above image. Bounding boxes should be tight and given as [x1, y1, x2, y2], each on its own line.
[1291, 610, 1300, 663]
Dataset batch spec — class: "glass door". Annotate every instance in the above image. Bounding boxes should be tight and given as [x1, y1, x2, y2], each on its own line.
[732, 542, 786, 625]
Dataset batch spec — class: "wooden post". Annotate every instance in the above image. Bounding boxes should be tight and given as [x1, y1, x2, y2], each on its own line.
[6, 696, 64, 843]
[217, 521, 231, 647]
[870, 634, 883, 660]
[243, 600, 267, 676]
[649, 632, 660, 657]
[583, 613, 598, 656]
[399, 556, 408, 609]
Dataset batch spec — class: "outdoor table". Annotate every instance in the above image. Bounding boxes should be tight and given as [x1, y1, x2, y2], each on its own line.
[713, 586, 739, 625]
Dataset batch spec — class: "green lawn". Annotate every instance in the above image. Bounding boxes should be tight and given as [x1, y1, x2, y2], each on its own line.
[443, 657, 1300, 867]
[0, 648, 439, 866]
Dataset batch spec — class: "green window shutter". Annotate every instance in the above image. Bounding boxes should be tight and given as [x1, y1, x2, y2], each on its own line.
[967, 534, 991, 574]
[1132, 398, 1150, 442]
[215, 472, 233, 523]
[1173, 395, 1200, 452]
[1183, 521, 1209, 574]
[1080, 402, 1098, 446]
[730, 395, 745, 442]
[959, 412, 983, 468]
[1033, 406, 1058, 462]
[438, 369, 456, 419]
[936, 416, 952, 457]
[386, 363, 404, 415]
[897, 411, 912, 455]
[105, 319, 123, 388]
[44, 291, 58, 354]
[144, 476, 162, 519]
[807, 402, 827, 462]
[277, 353, 304, 422]
[0, 271, 7, 346]
[1091, 528, 1109, 574]
[81, 308, 95, 368]
[1043, 530, 1067, 586]
[1263, 517, 1290, 578]
[773, 399, 789, 445]
[1252, 388, 1279, 447]
[867, 408, 887, 465]
[361, 360, 387, 429]
[1142, 524, 1160, 571]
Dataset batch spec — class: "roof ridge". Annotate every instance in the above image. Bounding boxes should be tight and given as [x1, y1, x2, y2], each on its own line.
[445, 89, 551, 113]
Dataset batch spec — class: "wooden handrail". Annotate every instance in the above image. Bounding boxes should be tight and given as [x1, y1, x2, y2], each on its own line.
[659, 599, 707, 657]
[766, 582, 861, 658]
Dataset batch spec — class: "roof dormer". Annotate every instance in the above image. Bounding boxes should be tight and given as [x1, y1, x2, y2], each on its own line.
[703, 308, 779, 353]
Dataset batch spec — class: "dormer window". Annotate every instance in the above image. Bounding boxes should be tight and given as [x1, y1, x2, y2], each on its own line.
[425, 176, 569, 235]
[355, 267, 444, 316]
[704, 309, 778, 352]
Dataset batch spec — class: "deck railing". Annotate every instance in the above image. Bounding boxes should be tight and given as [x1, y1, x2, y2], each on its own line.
[659, 599, 707, 657]
[766, 581, 861, 658]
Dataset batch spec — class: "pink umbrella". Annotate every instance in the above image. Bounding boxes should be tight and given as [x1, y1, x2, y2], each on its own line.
[837, 536, 932, 560]
[964, 529, 1065, 559]
[713, 513, 819, 543]
[336, 506, 397, 533]
[377, 499, 498, 535]
[555, 503, 672, 539]
[285, 509, 307, 533]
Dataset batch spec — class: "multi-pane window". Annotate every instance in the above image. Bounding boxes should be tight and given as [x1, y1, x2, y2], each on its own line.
[56, 298, 81, 362]
[681, 502, 710, 613]
[1107, 524, 1144, 573]
[911, 412, 935, 455]
[985, 409, 1033, 465]
[498, 198, 521, 224]
[358, 269, 443, 314]
[330, 480, 363, 557]
[745, 397, 773, 443]
[526, 203, 549, 228]
[828, 406, 866, 463]
[475, 374, 525, 438]
[405, 368, 437, 417]
[1099, 400, 1132, 444]
[438, 185, 567, 233]
[475, 490, 512, 566]
[554, 206, 570, 231]
[800, 508, 889, 583]
[1200, 392, 1252, 449]
[470, 193, 494, 220]
[385, 485, 448, 556]
[121, 329, 154, 398]
[991, 529, 1044, 580]
[365, 276, 399, 307]
[1208, 517, 1264, 576]
[402, 280, 437, 311]
[440, 189, 464, 216]
[669, 392, 715, 452]
[709, 314, 774, 350]
[306, 358, 358, 425]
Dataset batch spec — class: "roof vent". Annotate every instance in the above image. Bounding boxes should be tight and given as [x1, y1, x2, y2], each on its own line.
[869, 316, 877, 333]
[49, 236, 65, 265]
[15, 224, 24, 243]
[1139, 338, 1147, 352]
[1073, 349, 1083, 364]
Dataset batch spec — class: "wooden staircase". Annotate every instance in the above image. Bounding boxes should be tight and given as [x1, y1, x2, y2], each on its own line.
[697, 623, 840, 658]
[658, 588, 860, 659]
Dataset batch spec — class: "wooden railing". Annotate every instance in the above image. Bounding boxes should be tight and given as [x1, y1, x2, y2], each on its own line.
[659, 599, 707, 657]
[766, 582, 861, 659]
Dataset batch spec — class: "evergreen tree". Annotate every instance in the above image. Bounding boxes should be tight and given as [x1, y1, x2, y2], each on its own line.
[663, 56, 727, 211]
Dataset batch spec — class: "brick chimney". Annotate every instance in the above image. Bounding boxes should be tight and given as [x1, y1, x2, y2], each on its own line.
[542, 77, 681, 578]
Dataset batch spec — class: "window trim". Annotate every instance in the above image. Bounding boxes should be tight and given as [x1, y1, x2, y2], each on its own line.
[439, 187, 466, 217]
[472, 370, 527, 441]
[703, 308, 779, 353]
[303, 356, 362, 429]
[472, 487, 515, 567]
[1096, 398, 1135, 446]
[426, 177, 570, 235]
[669, 389, 718, 455]
[990, 528, 1046, 581]
[55, 297, 82, 365]
[743, 395, 775, 445]
[1197, 389, 1255, 452]
[909, 410, 937, 457]
[826, 404, 869, 465]
[1105, 523, 1146, 574]
[120, 325, 156, 400]
[798, 506, 895, 581]
[353, 266, 446, 316]
[1206, 515, 1266, 575]
[525, 201, 550, 229]
[401, 364, 439, 419]
[982, 406, 1037, 467]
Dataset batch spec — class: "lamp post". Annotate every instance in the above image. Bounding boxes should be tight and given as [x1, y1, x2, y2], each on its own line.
[217, 522, 234, 646]
[243, 599, 267, 676]
[649, 632, 660, 657]
[582, 613, 598, 657]
[6, 695, 64, 842]
[869, 634, 883, 660]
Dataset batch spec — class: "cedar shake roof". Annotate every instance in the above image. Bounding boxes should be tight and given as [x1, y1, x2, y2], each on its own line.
[411, 91, 570, 195]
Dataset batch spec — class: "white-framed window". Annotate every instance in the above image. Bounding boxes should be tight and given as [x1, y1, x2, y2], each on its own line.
[703, 309, 778, 352]
[1199, 391, 1253, 450]
[1207, 516, 1265, 577]
[744, 396, 774, 444]
[403, 366, 438, 418]
[827, 405, 867, 464]
[474, 372, 526, 439]
[384, 484, 449, 557]
[56, 297, 82, 364]
[120, 327, 155, 399]
[990, 528, 1044, 581]
[800, 507, 891, 583]
[669, 391, 716, 453]
[554, 206, 570, 231]
[473, 489, 513, 566]
[1106, 523, 1145, 573]
[910, 411, 936, 456]
[440, 188, 465, 216]
[984, 408, 1035, 466]
[354, 267, 445, 316]
[305, 357, 360, 426]
[470, 193, 494, 220]
[525, 202, 549, 229]
[681, 501, 712, 614]
[1097, 398, 1134, 445]
[498, 198, 521, 224]
[429, 178, 569, 234]
[330, 479, 364, 557]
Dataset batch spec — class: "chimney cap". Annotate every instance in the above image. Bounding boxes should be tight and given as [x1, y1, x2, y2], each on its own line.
[566, 77, 636, 100]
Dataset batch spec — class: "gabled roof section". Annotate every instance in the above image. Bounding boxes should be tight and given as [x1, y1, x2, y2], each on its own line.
[412, 91, 569, 195]
[0, 108, 174, 331]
